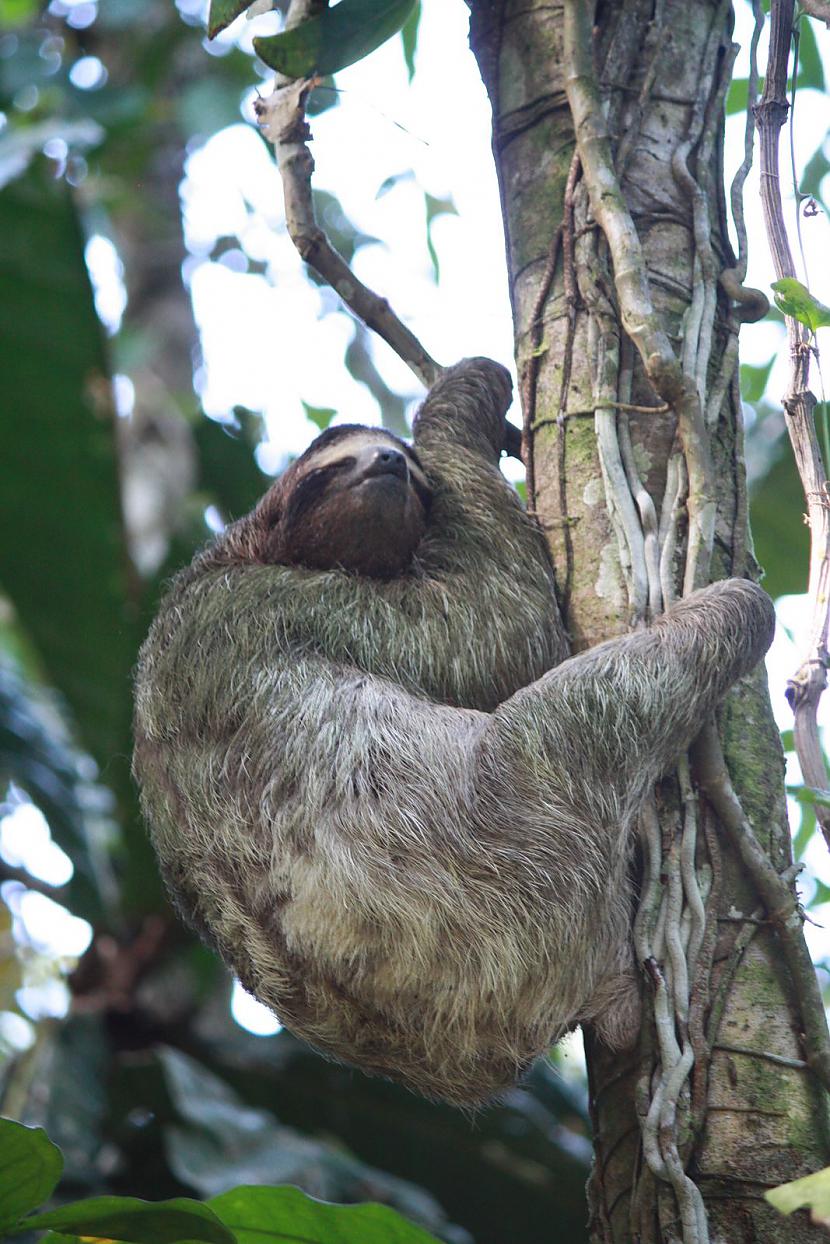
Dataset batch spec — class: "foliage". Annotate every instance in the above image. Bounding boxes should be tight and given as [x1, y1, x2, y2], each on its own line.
[766, 1164, 830, 1229]
[0, 1117, 440, 1244]
[253, 0, 416, 77]
[771, 277, 830, 332]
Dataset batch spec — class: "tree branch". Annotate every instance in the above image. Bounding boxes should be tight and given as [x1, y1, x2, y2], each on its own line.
[757, 0, 830, 849]
[253, 2, 441, 389]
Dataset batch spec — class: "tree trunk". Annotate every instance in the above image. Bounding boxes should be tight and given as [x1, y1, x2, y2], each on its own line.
[470, 1, 830, 1239]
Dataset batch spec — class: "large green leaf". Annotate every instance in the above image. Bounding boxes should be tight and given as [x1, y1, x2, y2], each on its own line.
[254, 0, 415, 77]
[207, 0, 259, 39]
[18, 1196, 235, 1244]
[0, 162, 155, 911]
[210, 1185, 441, 1244]
[749, 444, 809, 599]
[0, 1118, 63, 1234]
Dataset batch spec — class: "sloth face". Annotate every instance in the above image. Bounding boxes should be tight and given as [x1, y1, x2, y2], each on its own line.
[263, 427, 432, 579]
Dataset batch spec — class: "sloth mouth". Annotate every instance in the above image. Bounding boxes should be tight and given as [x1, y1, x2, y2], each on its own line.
[355, 464, 409, 486]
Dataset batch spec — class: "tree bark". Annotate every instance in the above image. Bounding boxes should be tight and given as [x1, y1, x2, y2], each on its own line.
[470, 1, 830, 1239]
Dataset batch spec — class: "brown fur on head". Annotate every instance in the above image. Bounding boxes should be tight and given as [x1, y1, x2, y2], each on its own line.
[226, 425, 432, 579]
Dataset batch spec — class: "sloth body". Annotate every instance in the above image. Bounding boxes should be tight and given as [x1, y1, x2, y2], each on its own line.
[133, 358, 775, 1104]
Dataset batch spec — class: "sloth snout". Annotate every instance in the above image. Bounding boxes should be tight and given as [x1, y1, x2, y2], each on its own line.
[361, 446, 409, 481]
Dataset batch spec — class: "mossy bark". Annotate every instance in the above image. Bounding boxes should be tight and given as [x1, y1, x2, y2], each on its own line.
[470, 0, 830, 1238]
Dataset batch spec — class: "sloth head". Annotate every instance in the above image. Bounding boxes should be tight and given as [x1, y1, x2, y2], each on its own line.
[245, 425, 432, 579]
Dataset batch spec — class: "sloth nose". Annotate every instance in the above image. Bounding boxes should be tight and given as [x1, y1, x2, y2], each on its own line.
[364, 447, 408, 480]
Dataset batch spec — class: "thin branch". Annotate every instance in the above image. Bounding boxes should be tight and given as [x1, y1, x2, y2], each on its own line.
[254, 2, 441, 388]
[713, 1042, 808, 1069]
[757, 0, 830, 848]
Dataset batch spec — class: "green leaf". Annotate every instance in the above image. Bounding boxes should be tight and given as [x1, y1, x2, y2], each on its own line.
[302, 401, 337, 431]
[210, 1185, 442, 1244]
[740, 356, 775, 404]
[0, 0, 40, 29]
[0, 163, 152, 913]
[771, 277, 830, 332]
[726, 76, 749, 115]
[254, 0, 416, 77]
[800, 141, 830, 208]
[424, 192, 456, 284]
[0, 1118, 63, 1234]
[767, 1165, 830, 1226]
[18, 1197, 236, 1244]
[796, 15, 825, 93]
[749, 444, 809, 599]
[788, 784, 830, 808]
[207, 0, 259, 38]
[792, 797, 816, 862]
[812, 879, 830, 906]
[400, 0, 420, 81]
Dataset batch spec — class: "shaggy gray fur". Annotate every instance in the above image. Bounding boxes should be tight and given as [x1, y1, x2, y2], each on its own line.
[133, 358, 775, 1105]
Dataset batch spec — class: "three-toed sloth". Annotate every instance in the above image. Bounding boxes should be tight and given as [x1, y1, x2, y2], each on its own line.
[133, 357, 775, 1105]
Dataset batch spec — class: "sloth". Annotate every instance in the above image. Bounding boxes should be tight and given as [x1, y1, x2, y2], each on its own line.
[133, 357, 775, 1105]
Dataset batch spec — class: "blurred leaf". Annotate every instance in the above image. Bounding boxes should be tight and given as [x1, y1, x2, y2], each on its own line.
[796, 17, 824, 93]
[0, 120, 104, 193]
[0, 664, 108, 922]
[43, 1016, 110, 1188]
[194, 411, 271, 520]
[792, 796, 816, 861]
[749, 445, 809, 599]
[789, 784, 830, 807]
[20, 1196, 235, 1244]
[176, 78, 246, 141]
[800, 140, 830, 214]
[313, 187, 379, 264]
[0, 0, 39, 29]
[726, 76, 749, 115]
[771, 278, 830, 331]
[302, 401, 337, 430]
[207, 0, 259, 38]
[0, 162, 154, 911]
[812, 879, 830, 906]
[400, 0, 420, 81]
[254, 0, 416, 76]
[210, 1185, 442, 1244]
[740, 357, 775, 404]
[0, 898, 22, 1009]
[0, 1117, 63, 1234]
[377, 170, 415, 197]
[424, 192, 456, 283]
[157, 1046, 458, 1235]
[345, 323, 410, 436]
[766, 1165, 830, 1226]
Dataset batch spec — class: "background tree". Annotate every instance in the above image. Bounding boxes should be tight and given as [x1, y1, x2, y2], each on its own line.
[0, 1, 829, 1242]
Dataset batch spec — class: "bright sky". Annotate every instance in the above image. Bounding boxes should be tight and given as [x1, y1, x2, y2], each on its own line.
[4, 0, 830, 1041]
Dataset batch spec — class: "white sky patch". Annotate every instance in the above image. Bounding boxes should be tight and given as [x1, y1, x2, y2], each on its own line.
[85, 233, 127, 334]
[231, 978, 282, 1036]
[0, 796, 74, 887]
[0, 1010, 35, 1052]
[6, 887, 92, 959]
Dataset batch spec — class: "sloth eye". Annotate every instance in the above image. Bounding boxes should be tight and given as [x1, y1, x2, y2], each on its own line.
[284, 463, 344, 527]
